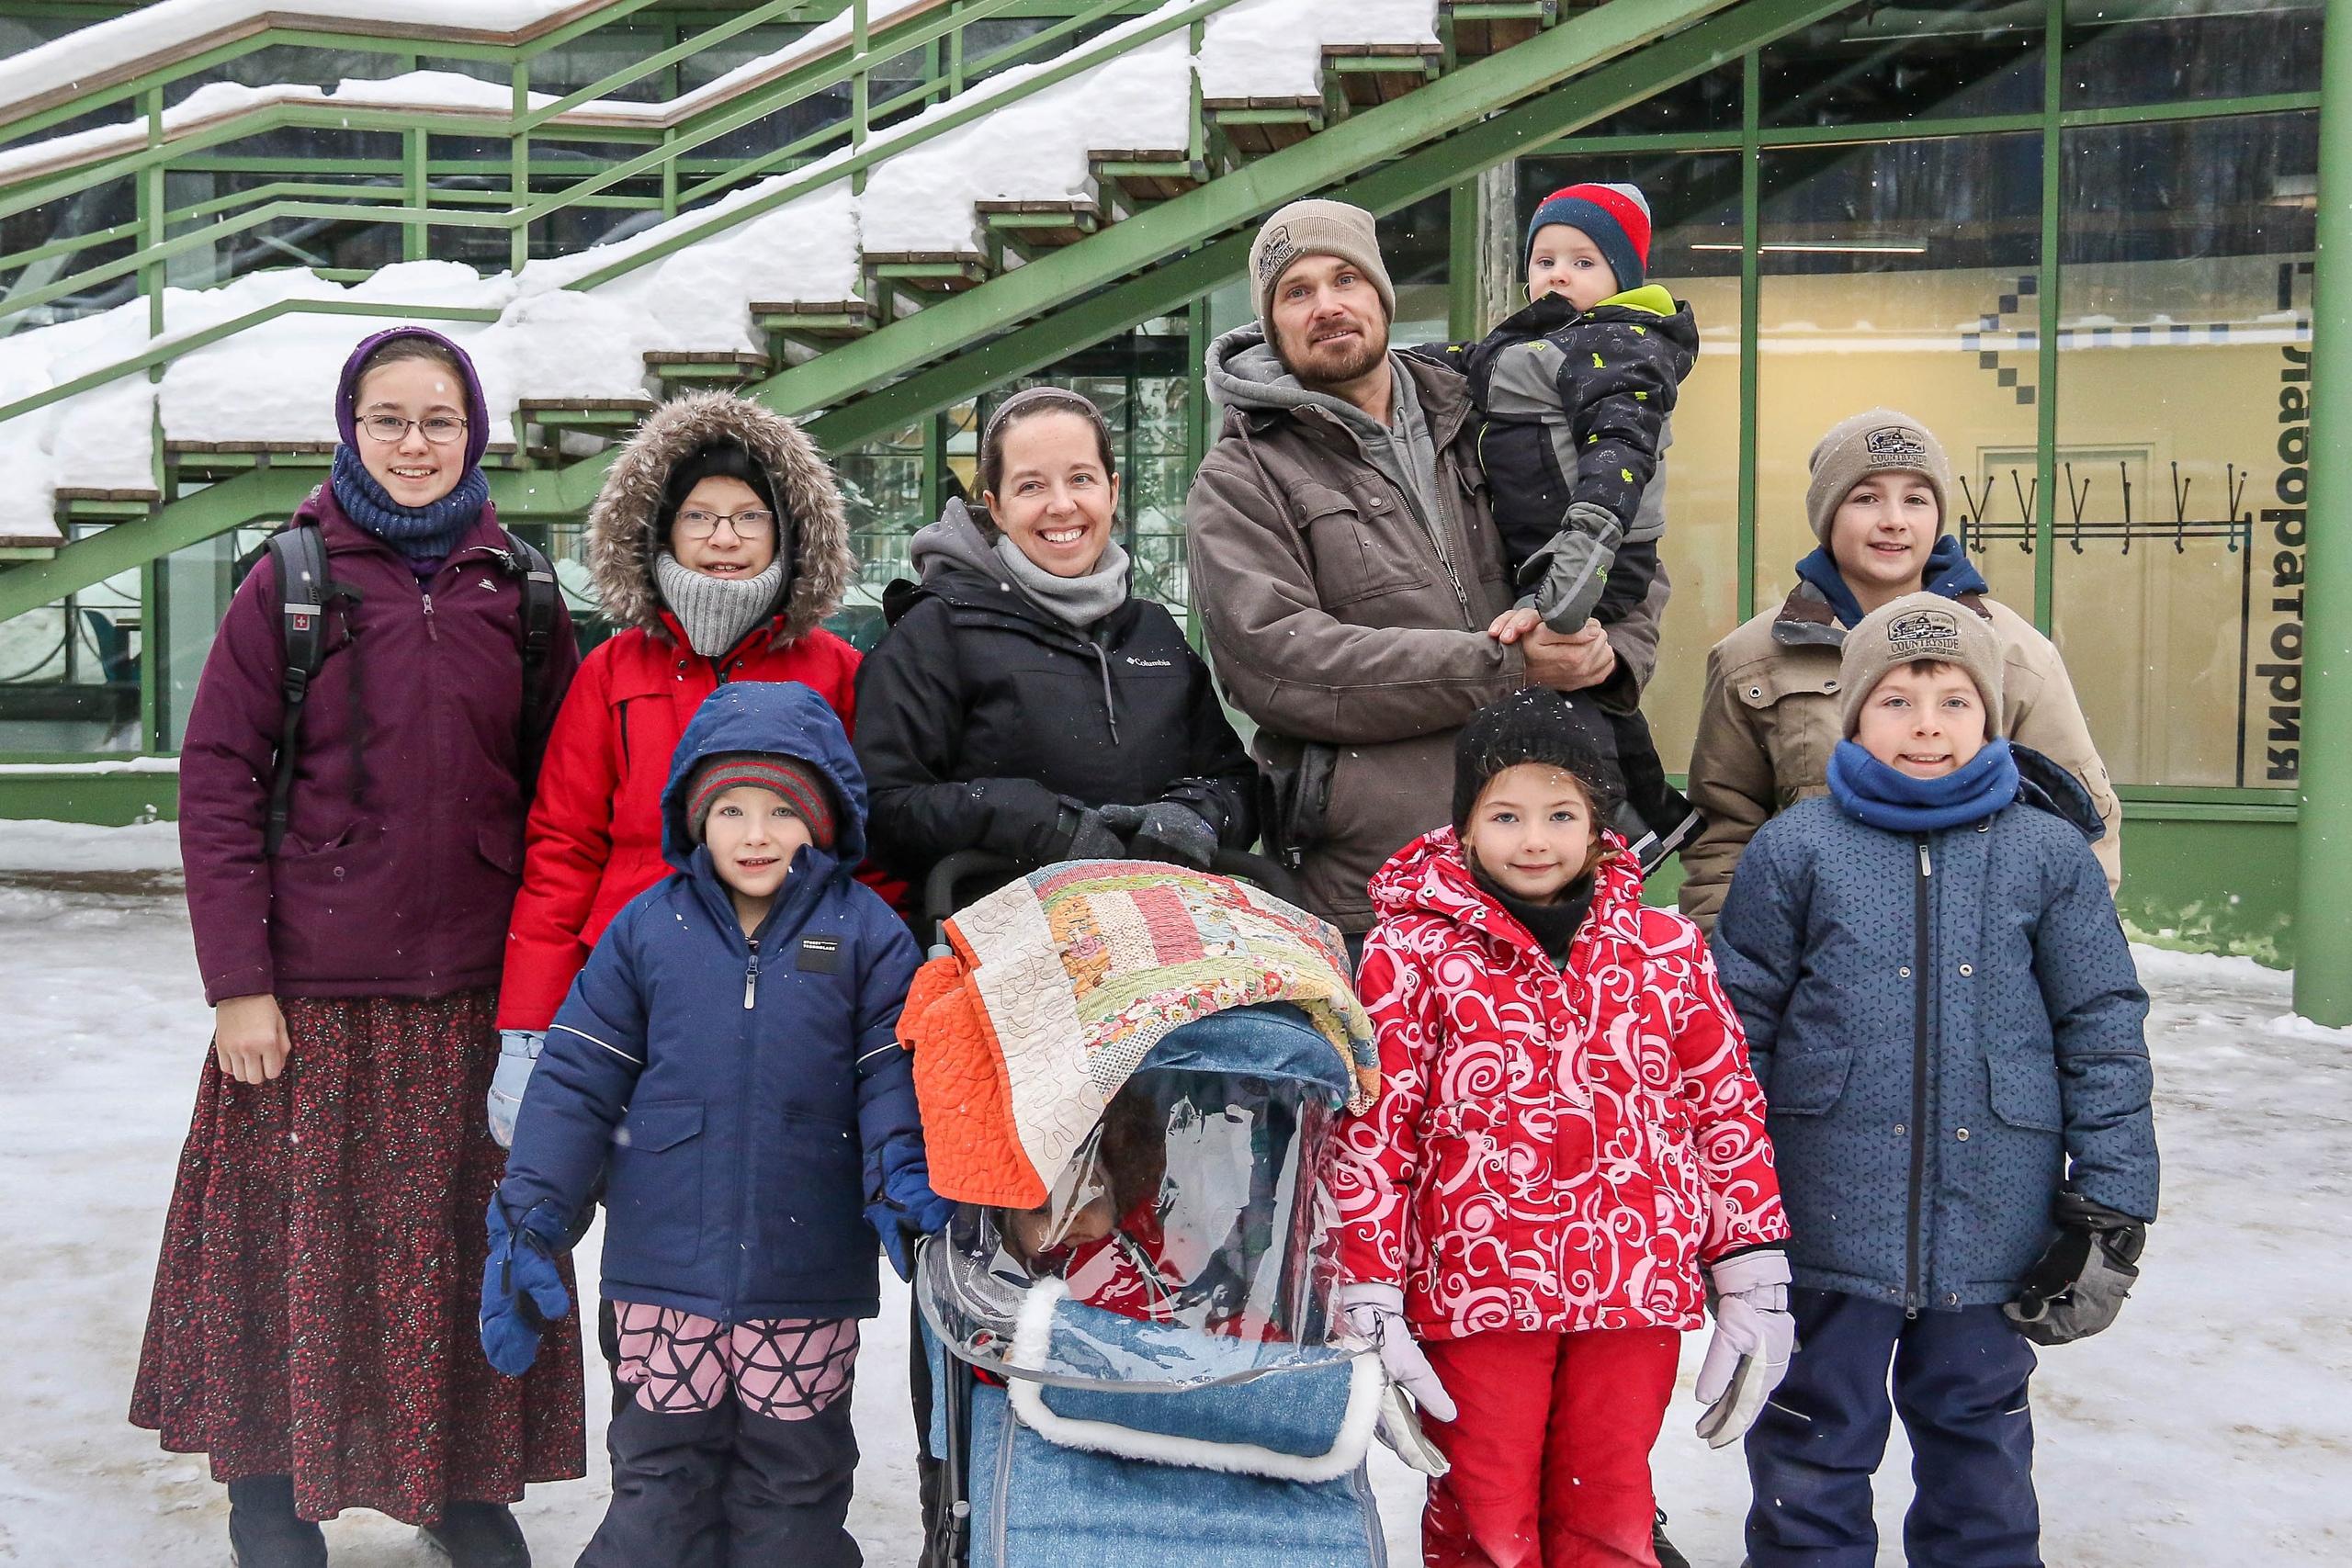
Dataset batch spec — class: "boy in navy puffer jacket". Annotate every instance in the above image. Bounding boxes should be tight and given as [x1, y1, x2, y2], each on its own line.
[480, 682, 948, 1568]
[1711, 593, 2159, 1568]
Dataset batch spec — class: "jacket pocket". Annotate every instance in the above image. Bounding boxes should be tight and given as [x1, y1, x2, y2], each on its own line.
[1732, 660, 1839, 807]
[1768, 1048, 1855, 1116]
[766, 1110, 865, 1280]
[1295, 483, 1416, 608]
[474, 823, 524, 877]
[606, 1100, 705, 1269]
[1984, 1055, 2064, 1133]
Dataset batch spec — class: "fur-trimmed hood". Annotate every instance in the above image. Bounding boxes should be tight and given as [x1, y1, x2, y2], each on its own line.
[584, 391, 853, 641]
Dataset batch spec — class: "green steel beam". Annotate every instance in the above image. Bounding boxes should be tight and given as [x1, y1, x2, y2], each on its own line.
[0, 0, 1853, 611]
[2032, 0, 2061, 632]
[0, 467, 314, 619]
[767, 0, 1839, 427]
[803, 0, 1849, 451]
[1736, 46, 1758, 621]
[2293, 6, 2351, 1022]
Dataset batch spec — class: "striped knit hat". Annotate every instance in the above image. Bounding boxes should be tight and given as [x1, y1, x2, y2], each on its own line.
[1524, 181, 1653, 291]
[686, 751, 836, 849]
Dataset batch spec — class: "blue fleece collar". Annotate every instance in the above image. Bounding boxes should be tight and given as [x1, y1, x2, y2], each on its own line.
[1794, 534, 1989, 629]
[1827, 738, 2020, 832]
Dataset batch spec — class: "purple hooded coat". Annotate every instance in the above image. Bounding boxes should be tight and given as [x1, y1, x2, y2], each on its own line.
[177, 328, 579, 1004]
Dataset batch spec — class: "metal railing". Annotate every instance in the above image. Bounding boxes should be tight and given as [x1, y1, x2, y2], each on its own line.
[0, 0, 1216, 425]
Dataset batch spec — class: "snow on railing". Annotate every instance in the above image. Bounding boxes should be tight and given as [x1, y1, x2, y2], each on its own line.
[0, 0, 1440, 543]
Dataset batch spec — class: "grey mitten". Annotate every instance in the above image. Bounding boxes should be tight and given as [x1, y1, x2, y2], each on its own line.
[1125, 801, 1218, 870]
[1521, 502, 1627, 634]
[487, 1030, 543, 1149]
[1057, 806, 1127, 863]
[2003, 1190, 2147, 1347]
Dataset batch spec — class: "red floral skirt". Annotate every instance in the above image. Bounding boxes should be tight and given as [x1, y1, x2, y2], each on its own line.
[130, 990, 585, 1524]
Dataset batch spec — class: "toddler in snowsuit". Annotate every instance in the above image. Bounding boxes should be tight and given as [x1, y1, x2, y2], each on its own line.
[1414, 182, 1702, 864]
[1334, 688, 1792, 1567]
[1711, 593, 2160, 1568]
[479, 682, 949, 1568]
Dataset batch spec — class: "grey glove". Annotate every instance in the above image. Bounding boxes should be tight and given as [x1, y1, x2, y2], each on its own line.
[1521, 501, 1627, 634]
[1057, 806, 1126, 863]
[487, 1030, 543, 1149]
[1111, 800, 1218, 870]
[2003, 1190, 2147, 1347]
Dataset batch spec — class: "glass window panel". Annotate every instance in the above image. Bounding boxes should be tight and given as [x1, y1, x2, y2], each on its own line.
[1378, 192, 1453, 346]
[0, 562, 142, 754]
[833, 418, 929, 650]
[1761, 0, 2044, 128]
[2052, 110, 2316, 789]
[1573, 62, 1743, 139]
[1755, 134, 2043, 619]
[2062, 0, 2323, 111]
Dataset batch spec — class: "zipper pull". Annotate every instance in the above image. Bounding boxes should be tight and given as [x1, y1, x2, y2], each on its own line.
[743, 938, 760, 1010]
[421, 591, 439, 642]
[1918, 840, 1933, 877]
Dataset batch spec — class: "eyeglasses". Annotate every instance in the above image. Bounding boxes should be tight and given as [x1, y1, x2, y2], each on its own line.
[675, 507, 776, 540]
[359, 412, 469, 446]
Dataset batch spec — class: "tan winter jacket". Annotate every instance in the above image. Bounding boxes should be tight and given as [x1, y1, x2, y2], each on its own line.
[1679, 581, 2122, 929]
[1187, 326, 1665, 932]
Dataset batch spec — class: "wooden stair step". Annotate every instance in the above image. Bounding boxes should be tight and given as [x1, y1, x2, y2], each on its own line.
[1205, 96, 1326, 158]
[1090, 148, 1207, 206]
[1443, 0, 1557, 62]
[865, 251, 990, 294]
[164, 439, 519, 478]
[53, 486, 161, 524]
[518, 396, 657, 431]
[977, 199, 1102, 253]
[644, 351, 772, 385]
[752, 299, 876, 344]
[1324, 44, 1442, 107]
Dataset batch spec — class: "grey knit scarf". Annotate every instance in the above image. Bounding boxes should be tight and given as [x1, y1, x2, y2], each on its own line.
[991, 533, 1132, 630]
[655, 549, 787, 657]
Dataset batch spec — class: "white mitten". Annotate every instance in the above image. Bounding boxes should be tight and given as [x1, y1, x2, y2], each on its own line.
[1693, 1249, 1794, 1449]
[1340, 1280, 1456, 1422]
[486, 1030, 543, 1149]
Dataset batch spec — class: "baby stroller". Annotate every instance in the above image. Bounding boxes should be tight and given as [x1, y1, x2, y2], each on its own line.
[898, 852, 1394, 1568]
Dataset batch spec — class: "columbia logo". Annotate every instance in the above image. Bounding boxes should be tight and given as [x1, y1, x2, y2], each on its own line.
[1125, 657, 1172, 668]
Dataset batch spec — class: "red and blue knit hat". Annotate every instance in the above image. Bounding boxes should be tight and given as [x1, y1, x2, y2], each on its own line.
[1524, 182, 1653, 292]
[686, 752, 837, 850]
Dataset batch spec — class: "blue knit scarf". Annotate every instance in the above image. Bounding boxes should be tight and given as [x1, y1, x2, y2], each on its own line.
[330, 444, 488, 567]
[1827, 737, 2020, 832]
[1794, 534, 1989, 629]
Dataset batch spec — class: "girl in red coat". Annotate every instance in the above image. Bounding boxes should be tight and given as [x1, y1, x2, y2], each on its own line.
[493, 392, 863, 1122]
[1331, 690, 1792, 1568]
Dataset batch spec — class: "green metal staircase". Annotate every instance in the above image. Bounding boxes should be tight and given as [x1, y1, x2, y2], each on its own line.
[0, 0, 1845, 626]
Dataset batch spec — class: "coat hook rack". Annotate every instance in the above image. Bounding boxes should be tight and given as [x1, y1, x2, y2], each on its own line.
[2119, 459, 2133, 557]
[2064, 461, 2090, 554]
[2009, 466, 2036, 554]
[2170, 461, 2193, 554]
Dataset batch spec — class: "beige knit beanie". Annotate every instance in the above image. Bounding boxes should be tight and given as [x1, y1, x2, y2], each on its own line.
[1248, 199, 1396, 326]
[1838, 592, 2006, 739]
[1805, 409, 1953, 547]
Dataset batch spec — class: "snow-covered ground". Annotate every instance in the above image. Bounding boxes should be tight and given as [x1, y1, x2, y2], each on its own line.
[0, 825, 2345, 1564]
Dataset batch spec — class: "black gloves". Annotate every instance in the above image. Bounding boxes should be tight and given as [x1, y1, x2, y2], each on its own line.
[1056, 806, 1127, 862]
[1098, 801, 1219, 870]
[2003, 1189, 2147, 1347]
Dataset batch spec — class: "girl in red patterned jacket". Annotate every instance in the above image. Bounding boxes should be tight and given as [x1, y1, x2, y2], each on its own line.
[1332, 689, 1792, 1568]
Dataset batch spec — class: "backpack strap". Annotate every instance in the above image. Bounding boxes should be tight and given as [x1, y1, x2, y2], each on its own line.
[501, 529, 562, 795]
[260, 525, 338, 858]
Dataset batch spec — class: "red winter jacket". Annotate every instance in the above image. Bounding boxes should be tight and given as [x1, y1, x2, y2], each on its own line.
[1331, 830, 1788, 1340]
[498, 391, 879, 1031]
[496, 612, 863, 1029]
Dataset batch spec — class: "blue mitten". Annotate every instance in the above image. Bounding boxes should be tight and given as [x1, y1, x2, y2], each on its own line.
[480, 1196, 572, 1377]
[867, 1156, 956, 1281]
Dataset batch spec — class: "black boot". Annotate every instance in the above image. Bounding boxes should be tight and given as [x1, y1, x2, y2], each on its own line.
[226, 1475, 327, 1568]
[416, 1502, 531, 1568]
[1652, 1506, 1693, 1568]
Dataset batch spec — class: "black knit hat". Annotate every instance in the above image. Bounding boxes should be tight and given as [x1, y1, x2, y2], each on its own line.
[1452, 689, 1625, 833]
[661, 440, 784, 535]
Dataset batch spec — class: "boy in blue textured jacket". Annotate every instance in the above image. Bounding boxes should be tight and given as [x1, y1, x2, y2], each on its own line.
[480, 681, 948, 1568]
[1711, 593, 2159, 1568]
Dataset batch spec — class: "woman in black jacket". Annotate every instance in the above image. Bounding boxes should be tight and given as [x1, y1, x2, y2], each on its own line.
[854, 386, 1257, 888]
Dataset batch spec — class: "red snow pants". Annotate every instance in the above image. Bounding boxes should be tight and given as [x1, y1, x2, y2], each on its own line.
[1419, 1326, 1680, 1568]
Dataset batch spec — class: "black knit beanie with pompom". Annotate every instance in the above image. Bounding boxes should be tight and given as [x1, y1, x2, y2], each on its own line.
[1451, 688, 1626, 834]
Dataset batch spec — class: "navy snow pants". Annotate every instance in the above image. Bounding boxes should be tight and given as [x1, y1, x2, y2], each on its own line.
[580, 1394, 860, 1568]
[1745, 1288, 2041, 1568]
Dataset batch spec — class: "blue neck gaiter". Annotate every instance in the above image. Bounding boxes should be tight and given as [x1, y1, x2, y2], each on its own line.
[330, 444, 488, 570]
[1794, 534, 1990, 629]
[1827, 737, 2020, 833]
